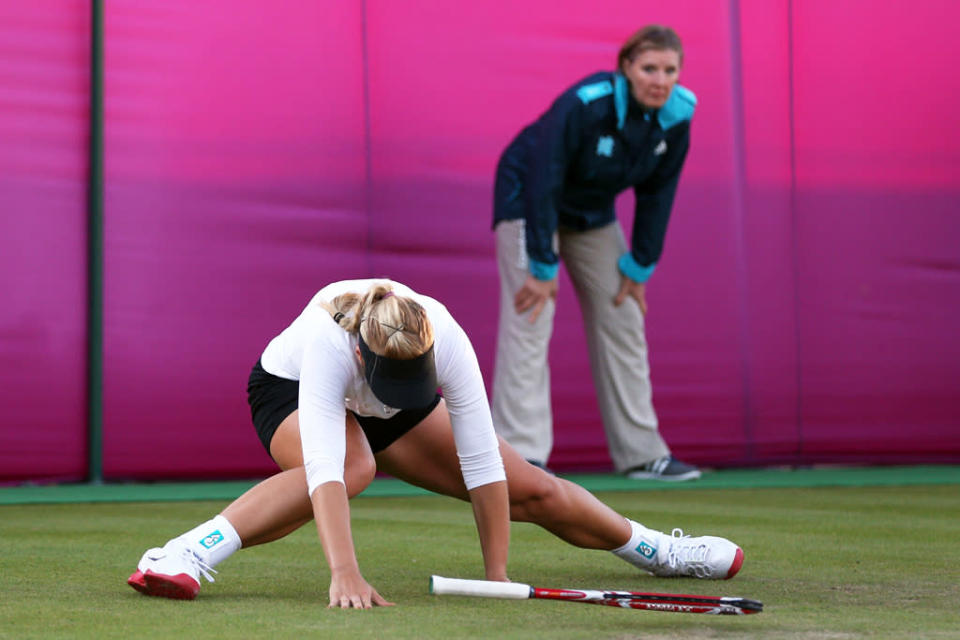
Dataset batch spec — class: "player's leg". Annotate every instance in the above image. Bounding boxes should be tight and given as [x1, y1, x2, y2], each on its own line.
[377, 399, 625, 546]
[222, 410, 376, 546]
[375, 399, 742, 578]
[129, 411, 376, 598]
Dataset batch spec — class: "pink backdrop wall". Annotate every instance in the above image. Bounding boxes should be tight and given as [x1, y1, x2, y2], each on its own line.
[2, 1, 958, 482]
[1, 2, 89, 482]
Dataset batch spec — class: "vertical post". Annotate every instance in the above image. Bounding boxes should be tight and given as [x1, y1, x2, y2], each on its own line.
[727, 0, 755, 462]
[787, 0, 803, 460]
[360, 0, 373, 272]
[88, 0, 104, 483]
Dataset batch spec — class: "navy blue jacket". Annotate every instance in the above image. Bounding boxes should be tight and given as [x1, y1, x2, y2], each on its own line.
[493, 71, 695, 283]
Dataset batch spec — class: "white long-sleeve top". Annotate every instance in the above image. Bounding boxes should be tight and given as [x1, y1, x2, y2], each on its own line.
[260, 279, 505, 497]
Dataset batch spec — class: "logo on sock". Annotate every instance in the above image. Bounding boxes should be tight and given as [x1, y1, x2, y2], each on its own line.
[635, 541, 657, 559]
[200, 530, 224, 549]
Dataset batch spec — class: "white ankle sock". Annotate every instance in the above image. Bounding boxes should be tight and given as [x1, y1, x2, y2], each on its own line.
[176, 514, 242, 568]
[611, 519, 665, 569]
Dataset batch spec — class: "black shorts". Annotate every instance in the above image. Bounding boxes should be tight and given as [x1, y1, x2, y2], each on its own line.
[246, 359, 442, 456]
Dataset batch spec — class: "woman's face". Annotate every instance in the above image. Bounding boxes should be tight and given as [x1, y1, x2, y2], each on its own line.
[621, 48, 681, 109]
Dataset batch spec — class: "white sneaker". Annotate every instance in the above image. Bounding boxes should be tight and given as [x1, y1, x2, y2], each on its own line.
[649, 528, 744, 579]
[127, 539, 216, 600]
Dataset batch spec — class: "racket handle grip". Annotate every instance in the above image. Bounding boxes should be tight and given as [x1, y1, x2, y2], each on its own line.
[430, 575, 531, 599]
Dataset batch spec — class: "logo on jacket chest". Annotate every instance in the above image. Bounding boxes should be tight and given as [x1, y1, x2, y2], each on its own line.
[596, 135, 615, 157]
[654, 140, 668, 156]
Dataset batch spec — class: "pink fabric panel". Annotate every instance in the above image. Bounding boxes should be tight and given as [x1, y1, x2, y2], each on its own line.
[0, 3, 89, 483]
[7, 1, 957, 483]
[366, 1, 750, 470]
[101, 1, 368, 479]
[621, 4, 750, 466]
[736, 0, 801, 462]
[792, 1, 960, 461]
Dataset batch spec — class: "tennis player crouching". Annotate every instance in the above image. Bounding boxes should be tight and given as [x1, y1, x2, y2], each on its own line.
[128, 279, 744, 608]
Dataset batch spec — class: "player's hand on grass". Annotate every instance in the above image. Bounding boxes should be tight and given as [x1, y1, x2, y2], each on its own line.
[328, 567, 395, 609]
[514, 275, 558, 323]
[613, 276, 647, 314]
[483, 559, 509, 583]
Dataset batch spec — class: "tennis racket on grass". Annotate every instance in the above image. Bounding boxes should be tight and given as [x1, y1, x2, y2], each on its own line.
[430, 575, 763, 615]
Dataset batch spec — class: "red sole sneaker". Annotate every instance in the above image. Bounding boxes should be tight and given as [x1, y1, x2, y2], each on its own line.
[725, 548, 745, 579]
[138, 570, 200, 600]
[127, 570, 150, 594]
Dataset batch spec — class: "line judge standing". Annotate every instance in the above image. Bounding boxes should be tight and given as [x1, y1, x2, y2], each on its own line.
[491, 25, 701, 481]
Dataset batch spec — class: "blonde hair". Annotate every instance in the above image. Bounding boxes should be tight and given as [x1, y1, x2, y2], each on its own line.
[319, 282, 434, 359]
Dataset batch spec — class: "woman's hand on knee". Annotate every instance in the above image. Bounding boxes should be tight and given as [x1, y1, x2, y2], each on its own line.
[514, 276, 558, 323]
[614, 276, 647, 314]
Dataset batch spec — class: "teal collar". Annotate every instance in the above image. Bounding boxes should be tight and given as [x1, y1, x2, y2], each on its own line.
[613, 72, 628, 130]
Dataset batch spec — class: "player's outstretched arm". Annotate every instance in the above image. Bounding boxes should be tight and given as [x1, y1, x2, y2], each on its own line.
[311, 481, 395, 609]
[468, 480, 511, 582]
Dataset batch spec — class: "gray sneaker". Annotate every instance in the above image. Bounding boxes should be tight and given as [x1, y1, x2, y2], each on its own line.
[626, 456, 701, 481]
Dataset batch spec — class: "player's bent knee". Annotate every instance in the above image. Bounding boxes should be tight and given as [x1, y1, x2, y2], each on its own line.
[344, 454, 377, 498]
[508, 472, 563, 523]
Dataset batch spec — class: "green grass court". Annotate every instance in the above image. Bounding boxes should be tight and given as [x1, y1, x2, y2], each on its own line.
[1, 466, 958, 639]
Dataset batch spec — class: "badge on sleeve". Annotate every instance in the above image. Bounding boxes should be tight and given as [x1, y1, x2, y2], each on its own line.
[596, 136, 615, 157]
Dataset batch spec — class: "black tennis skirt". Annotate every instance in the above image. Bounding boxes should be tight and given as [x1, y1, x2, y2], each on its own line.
[246, 359, 441, 455]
